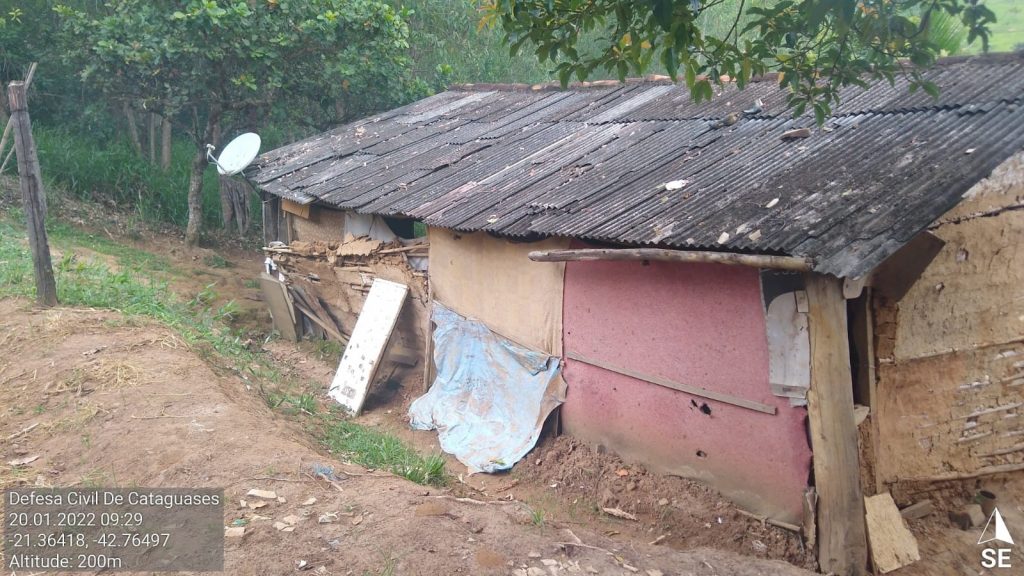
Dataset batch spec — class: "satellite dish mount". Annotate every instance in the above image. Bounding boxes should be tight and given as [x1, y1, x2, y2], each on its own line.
[208, 132, 261, 176]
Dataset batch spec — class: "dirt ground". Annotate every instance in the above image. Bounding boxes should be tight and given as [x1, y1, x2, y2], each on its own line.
[0, 299, 816, 575]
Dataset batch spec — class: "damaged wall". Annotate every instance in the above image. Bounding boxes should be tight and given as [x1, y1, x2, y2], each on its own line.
[270, 207, 429, 380]
[428, 229, 569, 355]
[875, 152, 1024, 487]
[560, 258, 812, 524]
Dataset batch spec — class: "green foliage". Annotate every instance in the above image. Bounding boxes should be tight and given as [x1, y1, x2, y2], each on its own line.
[392, 0, 551, 85]
[485, 0, 997, 121]
[53, 0, 427, 242]
[54, 0, 424, 128]
[34, 127, 224, 227]
[324, 420, 448, 486]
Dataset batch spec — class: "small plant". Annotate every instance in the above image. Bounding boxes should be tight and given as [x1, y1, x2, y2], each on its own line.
[313, 339, 345, 363]
[530, 506, 546, 527]
[202, 254, 233, 269]
[243, 278, 260, 289]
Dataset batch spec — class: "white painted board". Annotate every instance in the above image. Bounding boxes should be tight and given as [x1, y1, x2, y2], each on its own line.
[328, 279, 408, 414]
[766, 291, 811, 404]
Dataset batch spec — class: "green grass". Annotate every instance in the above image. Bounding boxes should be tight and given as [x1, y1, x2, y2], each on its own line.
[986, 0, 1024, 52]
[324, 419, 447, 487]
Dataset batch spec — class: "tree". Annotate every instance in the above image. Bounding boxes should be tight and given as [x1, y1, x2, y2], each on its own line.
[483, 0, 996, 122]
[56, 0, 422, 245]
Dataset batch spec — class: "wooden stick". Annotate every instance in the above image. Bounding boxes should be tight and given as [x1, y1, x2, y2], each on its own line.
[896, 462, 1024, 483]
[5, 422, 38, 441]
[566, 351, 777, 415]
[529, 248, 812, 272]
[555, 542, 615, 555]
[9, 80, 57, 307]
[432, 495, 518, 506]
[0, 145, 14, 175]
[735, 508, 802, 533]
[377, 244, 429, 255]
[0, 63, 36, 162]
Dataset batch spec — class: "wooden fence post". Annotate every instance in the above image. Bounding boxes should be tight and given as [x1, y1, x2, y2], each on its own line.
[804, 273, 866, 575]
[8, 80, 57, 307]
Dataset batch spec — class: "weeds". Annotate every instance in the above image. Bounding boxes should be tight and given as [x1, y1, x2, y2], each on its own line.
[312, 338, 345, 364]
[268, 391, 319, 415]
[324, 420, 447, 487]
[530, 506, 546, 527]
[202, 254, 233, 269]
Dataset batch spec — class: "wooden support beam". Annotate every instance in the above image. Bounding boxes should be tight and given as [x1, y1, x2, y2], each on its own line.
[566, 351, 777, 415]
[528, 248, 812, 271]
[8, 80, 57, 308]
[804, 273, 867, 575]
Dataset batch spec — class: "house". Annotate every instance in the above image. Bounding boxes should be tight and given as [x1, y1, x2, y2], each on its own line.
[247, 53, 1024, 575]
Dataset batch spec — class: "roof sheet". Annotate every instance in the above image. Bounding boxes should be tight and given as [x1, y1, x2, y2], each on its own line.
[249, 53, 1024, 277]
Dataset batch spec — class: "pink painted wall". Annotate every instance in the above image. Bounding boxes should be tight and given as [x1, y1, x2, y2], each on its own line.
[561, 258, 812, 523]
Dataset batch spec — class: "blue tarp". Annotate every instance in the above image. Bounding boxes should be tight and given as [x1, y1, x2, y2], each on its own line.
[409, 303, 565, 473]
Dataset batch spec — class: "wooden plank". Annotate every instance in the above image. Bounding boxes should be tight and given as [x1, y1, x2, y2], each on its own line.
[8, 81, 56, 307]
[805, 273, 868, 576]
[328, 279, 408, 415]
[291, 286, 347, 342]
[899, 500, 934, 520]
[422, 270, 435, 393]
[292, 298, 346, 343]
[765, 291, 810, 400]
[864, 492, 920, 573]
[529, 248, 812, 272]
[281, 198, 311, 219]
[566, 351, 777, 415]
[258, 274, 298, 341]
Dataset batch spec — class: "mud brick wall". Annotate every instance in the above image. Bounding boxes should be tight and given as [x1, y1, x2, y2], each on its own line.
[874, 152, 1024, 489]
[288, 207, 347, 243]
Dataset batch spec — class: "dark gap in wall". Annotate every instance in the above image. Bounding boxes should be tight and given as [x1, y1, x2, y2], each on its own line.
[383, 216, 427, 239]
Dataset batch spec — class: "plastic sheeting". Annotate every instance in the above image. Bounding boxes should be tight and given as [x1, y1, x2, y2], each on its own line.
[409, 303, 566, 473]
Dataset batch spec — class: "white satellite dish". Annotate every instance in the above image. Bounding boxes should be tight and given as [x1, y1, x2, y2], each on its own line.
[208, 132, 261, 176]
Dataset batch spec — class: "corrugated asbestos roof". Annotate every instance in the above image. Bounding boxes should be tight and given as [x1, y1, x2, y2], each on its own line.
[248, 53, 1024, 277]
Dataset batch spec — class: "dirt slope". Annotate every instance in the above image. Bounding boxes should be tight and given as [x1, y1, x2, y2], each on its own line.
[0, 299, 814, 576]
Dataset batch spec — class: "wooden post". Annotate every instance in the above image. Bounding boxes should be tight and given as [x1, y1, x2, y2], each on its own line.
[8, 81, 57, 307]
[804, 273, 866, 575]
[529, 248, 812, 272]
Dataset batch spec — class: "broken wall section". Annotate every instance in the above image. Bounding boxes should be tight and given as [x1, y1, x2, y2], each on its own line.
[267, 207, 429, 380]
[875, 152, 1024, 490]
